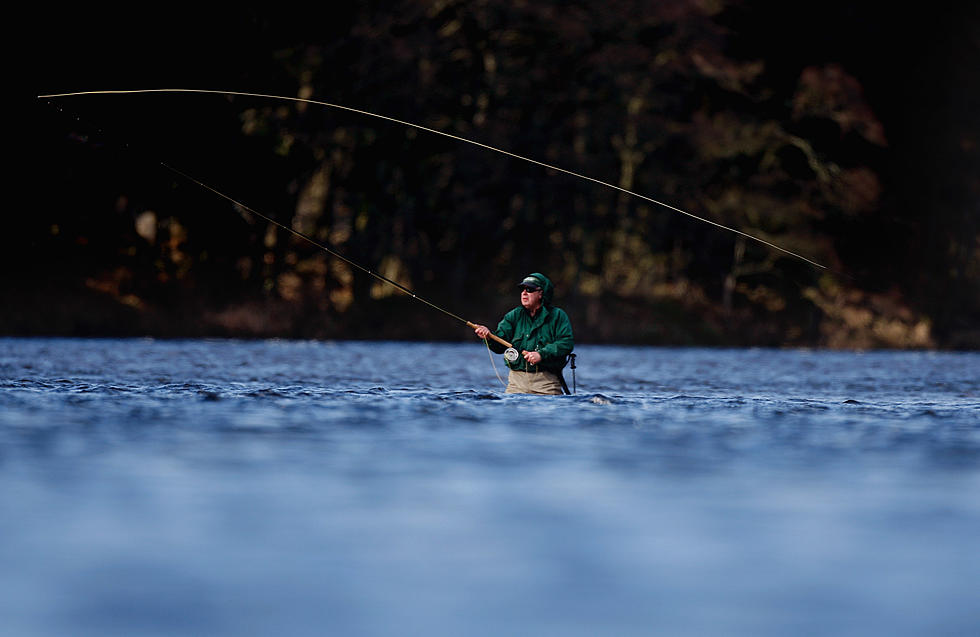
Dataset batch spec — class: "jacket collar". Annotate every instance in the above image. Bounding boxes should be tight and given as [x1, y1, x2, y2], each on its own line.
[524, 303, 551, 322]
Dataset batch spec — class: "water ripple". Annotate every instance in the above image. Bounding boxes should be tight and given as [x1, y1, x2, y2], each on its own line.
[1, 338, 978, 637]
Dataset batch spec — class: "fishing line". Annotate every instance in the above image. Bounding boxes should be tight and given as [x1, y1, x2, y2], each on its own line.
[41, 96, 518, 351]
[484, 339, 508, 388]
[37, 89, 827, 270]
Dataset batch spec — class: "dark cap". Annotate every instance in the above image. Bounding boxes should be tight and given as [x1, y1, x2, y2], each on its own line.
[518, 275, 542, 291]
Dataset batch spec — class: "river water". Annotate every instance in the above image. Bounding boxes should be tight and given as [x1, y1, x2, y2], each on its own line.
[1, 338, 978, 636]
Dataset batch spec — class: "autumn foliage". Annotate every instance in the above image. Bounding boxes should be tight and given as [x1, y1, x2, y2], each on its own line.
[23, 1, 979, 348]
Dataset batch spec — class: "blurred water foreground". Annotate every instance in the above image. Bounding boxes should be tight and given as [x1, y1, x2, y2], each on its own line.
[2, 338, 978, 636]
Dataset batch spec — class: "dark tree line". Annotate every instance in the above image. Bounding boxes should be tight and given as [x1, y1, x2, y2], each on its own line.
[20, 1, 979, 347]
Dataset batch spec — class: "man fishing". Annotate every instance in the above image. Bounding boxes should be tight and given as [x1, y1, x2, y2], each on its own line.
[472, 273, 574, 395]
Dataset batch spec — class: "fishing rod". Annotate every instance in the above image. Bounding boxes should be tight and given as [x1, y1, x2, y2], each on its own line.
[37, 88, 828, 271]
[161, 162, 517, 354]
[41, 97, 522, 364]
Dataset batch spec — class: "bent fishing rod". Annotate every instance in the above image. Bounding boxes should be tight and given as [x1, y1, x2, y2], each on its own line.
[37, 88, 827, 271]
[41, 96, 518, 357]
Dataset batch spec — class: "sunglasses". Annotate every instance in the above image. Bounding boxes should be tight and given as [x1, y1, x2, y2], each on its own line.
[520, 286, 541, 293]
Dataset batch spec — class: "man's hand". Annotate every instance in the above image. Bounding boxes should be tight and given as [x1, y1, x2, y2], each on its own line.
[473, 325, 491, 339]
[523, 350, 542, 365]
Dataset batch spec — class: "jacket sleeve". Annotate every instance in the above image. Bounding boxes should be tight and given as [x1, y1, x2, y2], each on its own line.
[487, 310, 517, 355]
[537, 308, 574, 366]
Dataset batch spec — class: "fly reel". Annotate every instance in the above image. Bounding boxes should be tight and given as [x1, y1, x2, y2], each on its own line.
[503, 347, 520, 363]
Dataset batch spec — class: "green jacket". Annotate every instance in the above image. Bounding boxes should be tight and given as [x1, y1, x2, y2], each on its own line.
[488, 273, 574, 374]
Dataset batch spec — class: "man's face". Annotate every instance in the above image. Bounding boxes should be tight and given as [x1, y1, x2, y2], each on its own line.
[520, 286, 543, 312]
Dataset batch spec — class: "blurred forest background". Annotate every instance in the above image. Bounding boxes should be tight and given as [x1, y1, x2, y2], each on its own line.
[20, 1, 979, 348]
